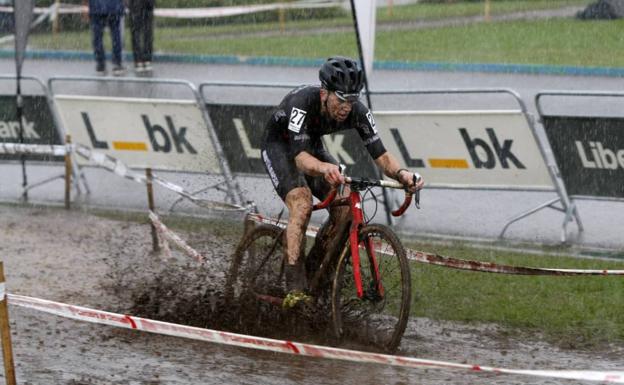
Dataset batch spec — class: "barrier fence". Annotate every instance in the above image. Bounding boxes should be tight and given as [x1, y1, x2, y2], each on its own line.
[48, 76, 247, 208]
[537, 91, 624, 202]
[0, 76, 621, 244]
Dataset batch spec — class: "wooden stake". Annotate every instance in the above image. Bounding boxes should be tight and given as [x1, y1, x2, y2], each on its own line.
[64, 135, 72, 210]
[0, 263, 16, 385]
[484, 0, 491, 22]
[146, 168, 160, 252]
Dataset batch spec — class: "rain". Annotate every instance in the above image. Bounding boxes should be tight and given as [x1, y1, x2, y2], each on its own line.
[0, 0, 623, 384]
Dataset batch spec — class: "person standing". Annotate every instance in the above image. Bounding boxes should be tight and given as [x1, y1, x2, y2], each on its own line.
[88, 0, 126, 76]
[129, 0, 155, 73]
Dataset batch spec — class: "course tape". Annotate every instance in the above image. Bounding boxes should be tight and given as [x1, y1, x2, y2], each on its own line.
[7, 293, 623, 383]
[0, 143, 68, 156]
[247, 213, 624, 276]
[0, 1, 339, 18]
[148, 211, 205, 263]
[73, 144, 247, 212]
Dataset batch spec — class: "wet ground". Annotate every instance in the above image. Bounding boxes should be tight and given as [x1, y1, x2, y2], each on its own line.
[1, 204, 622, 384]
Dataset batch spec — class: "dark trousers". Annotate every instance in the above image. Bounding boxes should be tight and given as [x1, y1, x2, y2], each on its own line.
[90, 14, 123, 67]
[129, 6, 154, 63]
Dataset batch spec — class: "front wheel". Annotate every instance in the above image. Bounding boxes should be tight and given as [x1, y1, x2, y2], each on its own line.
[331, 224, 411, 353]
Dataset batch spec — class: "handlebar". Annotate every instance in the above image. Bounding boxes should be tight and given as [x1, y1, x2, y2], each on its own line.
[312, 174, 422, 217]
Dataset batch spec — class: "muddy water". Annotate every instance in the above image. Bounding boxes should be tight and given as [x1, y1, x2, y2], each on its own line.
[1, 205, 621, 384]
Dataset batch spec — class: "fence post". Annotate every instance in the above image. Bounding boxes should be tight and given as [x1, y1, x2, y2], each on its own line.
[146, 168, 160, 252]
[0, 262, 16, 385]
[64, 135, 72, 210]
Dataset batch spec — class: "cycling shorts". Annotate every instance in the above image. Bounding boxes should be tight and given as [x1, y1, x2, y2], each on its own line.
[261, 139, 336, 201]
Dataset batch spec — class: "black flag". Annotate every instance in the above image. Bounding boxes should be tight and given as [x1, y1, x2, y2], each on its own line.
[14, 0, 34, 78]
[14, 0, 35, 199]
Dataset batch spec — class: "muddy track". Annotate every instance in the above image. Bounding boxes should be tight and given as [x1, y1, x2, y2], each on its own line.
[0, 204, 621, 384]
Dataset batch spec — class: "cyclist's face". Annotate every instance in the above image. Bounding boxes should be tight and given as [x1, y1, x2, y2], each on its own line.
[327, 91, 353, 122]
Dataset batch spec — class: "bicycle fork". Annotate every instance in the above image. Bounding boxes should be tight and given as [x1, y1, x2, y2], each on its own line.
[348, 191, 384, 299]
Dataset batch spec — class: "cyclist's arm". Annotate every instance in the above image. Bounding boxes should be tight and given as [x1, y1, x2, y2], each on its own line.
[295, 151, 344, 186]
[374, 152, 424, 191]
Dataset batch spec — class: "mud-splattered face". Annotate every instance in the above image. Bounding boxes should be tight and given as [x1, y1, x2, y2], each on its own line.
[321, 89, 354, 122]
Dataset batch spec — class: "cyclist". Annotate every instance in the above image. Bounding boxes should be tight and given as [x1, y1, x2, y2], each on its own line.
[261, 56, 424, 308]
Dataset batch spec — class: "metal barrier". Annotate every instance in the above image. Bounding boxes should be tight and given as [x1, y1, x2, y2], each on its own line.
[0, 75, 85, 198]
[48, 76, 246, 207]
[198, 83, 576, 238]
[533, 91, 624, 240]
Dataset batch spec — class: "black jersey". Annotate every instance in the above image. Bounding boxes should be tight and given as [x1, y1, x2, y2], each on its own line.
[263, 85, 386, 160]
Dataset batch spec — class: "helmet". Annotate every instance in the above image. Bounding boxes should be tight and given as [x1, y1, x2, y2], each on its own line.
[319, 56, 364, 97]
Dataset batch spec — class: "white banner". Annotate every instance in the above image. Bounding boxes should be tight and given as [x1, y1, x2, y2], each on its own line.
[374, 111, 554, 190]
[54, 95, 220, 173]
[353, 0, 376, 76]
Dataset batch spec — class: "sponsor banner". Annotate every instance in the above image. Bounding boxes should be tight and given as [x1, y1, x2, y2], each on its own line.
[374, 111, 554, 190]
[542, 116, 624, 199]
[0, 95, 61, 161]
[54, 95, 221, 173]
[206, 103, 378, 178]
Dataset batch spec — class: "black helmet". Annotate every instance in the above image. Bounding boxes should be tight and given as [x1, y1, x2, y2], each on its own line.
[319, 56, 364, 98]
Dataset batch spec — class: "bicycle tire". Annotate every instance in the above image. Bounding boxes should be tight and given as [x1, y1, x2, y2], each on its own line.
[331, 224, 411, 353]
[225, 224, 284, 303]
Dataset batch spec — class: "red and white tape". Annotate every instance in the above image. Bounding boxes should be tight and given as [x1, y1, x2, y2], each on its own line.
[149, 211, 205, 263]
[246, 213, 624, 276]
[7, 294, 623, 383]
[73, 144, 247, 212]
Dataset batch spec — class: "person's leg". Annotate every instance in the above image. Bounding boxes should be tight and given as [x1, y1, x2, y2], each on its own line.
[143, 6, 154, 64]
[108, 14, 123, 67]
[90, 15, 106, 72]
[129, 7, 142, 67]
[261, 141, 310, 295]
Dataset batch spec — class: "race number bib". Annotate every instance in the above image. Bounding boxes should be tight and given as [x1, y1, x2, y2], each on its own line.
[288, 107, 307, 133]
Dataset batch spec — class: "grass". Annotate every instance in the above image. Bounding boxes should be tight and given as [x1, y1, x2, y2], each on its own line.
[405, 241, 624, 348]
[26, 0, 624, 69]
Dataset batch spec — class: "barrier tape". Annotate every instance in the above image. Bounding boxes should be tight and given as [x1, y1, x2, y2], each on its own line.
[0, 1, 339, 18]
[247, 213, 321, 238]
[149, 211, 205, 263]
[0, 283, 4, 301]
[246, 213, 624, 276]
[7, 294, 623, 383]
[73, 144, 247, 212]
[0, 143, 68, 156]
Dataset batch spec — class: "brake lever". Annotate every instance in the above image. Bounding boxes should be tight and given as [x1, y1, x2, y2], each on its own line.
[338, 164, 346, 196]
[413, 172, 422, 209]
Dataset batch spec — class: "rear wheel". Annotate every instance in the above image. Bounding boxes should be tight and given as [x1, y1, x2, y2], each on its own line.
[331, 224, 411, 353]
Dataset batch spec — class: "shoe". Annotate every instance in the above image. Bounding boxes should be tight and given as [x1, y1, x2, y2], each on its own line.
[143, 61, 153, 71]
[95, 63, 106, 76]
[282, 290, 313, 310]
[134, 62, 145, 73]
[112, 65, 126, 76]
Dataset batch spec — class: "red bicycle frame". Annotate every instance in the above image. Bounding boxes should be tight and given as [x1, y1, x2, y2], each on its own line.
[313, 177, 413, 299]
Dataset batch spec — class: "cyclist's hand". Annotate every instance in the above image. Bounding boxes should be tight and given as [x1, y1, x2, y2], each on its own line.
[397, 170, 424, 193]
[322, 163, 345, 186]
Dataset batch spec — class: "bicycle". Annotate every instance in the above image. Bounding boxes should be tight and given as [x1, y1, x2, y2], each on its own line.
[225, 173, 420, 353]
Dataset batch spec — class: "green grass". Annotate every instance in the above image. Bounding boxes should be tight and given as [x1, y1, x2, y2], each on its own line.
[406, 241, 624, 348]
[27, 0, 622, 68]
[29, 18, 624, 68]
